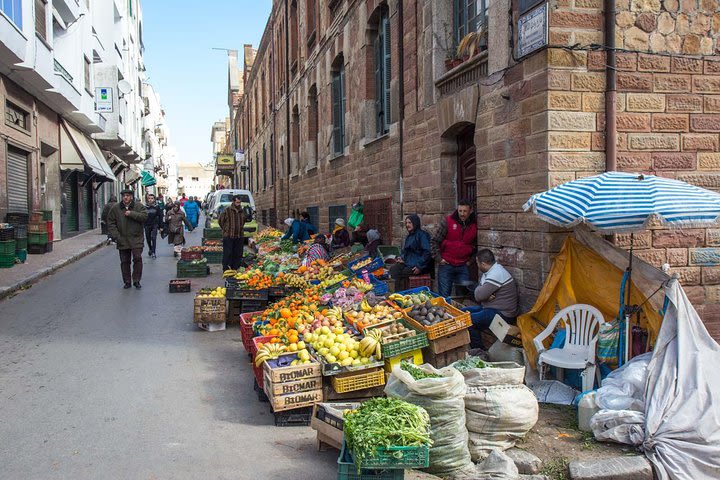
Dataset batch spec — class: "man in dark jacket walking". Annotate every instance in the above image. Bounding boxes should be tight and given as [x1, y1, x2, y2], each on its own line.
[144, 193, 163, 258]
[431, 199, 477, 297]
[107, 189, 148, 289]
[101, 195, 117, 236]
[218, 194, 246, 271]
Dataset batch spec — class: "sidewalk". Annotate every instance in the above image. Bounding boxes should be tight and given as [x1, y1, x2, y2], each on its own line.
[0, 229, 108, 300]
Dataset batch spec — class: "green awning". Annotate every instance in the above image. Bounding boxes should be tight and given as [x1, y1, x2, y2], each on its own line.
[141, 170, 157, 187]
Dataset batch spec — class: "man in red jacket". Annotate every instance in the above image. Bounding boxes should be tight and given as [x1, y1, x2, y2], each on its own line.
[431, 199, 477, 297]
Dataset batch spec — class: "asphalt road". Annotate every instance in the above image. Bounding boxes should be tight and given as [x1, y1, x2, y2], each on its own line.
[0, 225, 338, 480]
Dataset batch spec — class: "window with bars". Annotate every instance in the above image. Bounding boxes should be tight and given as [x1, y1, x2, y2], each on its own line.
[331, 56, 346, 156]
[363, 198, 393, 244]
[453, 0, 488, 43]
[35, 0, 47, 41]
[328, 205, 347, 233]
[308, 85, 318, 167]
[5, 101, 29, 131]
[1, 0, 22, 28]
[306, 206, 319, 234]
[374, 9, 391, 136]
[262, 145, 267, 189]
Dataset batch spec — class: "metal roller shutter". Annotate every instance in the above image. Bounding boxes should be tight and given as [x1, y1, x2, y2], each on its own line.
[6, 146, 29, 214]
[80, 181, 93, 231]
[63, 173, 79, 233]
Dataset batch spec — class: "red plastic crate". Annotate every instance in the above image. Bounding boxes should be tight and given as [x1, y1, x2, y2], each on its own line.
[251, 335, 277, 388]
[240, 311, 264, 354]
[408, 274, 432, 289]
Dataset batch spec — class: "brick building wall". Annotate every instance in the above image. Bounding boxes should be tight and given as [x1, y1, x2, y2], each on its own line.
[236, 0, 720, 337]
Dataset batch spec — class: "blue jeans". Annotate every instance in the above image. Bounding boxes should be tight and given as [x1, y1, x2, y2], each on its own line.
[437, 264, 469, 297]
[466, 306, 499, 349]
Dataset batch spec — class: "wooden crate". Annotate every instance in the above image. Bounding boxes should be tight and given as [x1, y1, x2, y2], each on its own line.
[193, 296, 226, 323]
[427, 328, 471, 355]
[263, 353, 322, 383]
[264, 374, 322, 396]
[226, 299, 242, 323]
[422, 344, 469, 369]
[268, 388, 324, 412]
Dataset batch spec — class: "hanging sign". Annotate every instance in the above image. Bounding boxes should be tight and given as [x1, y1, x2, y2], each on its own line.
[95, 87, 113, 113]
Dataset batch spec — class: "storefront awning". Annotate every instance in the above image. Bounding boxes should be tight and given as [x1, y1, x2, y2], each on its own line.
[124, 168, 141, 185]
[141, 170, 157, 187]
[60, 121, 116, 181]
[106, 152, 128, 175]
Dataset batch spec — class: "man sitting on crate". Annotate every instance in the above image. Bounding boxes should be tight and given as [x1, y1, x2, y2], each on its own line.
[107, 189, 148, 289]
[466, 249, 519, 349]
[218, 194, 246, 271]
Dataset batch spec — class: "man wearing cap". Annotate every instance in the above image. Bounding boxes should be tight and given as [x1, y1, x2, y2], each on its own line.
[218, 194, 246, 271]
[107, 189, 148, 289]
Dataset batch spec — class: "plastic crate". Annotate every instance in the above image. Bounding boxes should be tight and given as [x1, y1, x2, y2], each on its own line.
[28, 222, 47, 233]
[337, 442, 405, 480]
[13, 224, 27, 239]
[203, 250, 223, 264]
[5, 212, 29, 225]
[180, 249, 203, 261]
[331, 367, 385, 394]
[376, 245, 401, 261]
[226, 285, 269, 301]
[0, 253, 15, 268]
[348, 256, 385, 275]
[0, 240, 16, 255]
[368, 275, 388, 296]
[369, 318, 429, 359]
[240, 311, 264, 354]
[28, 243, 52, 254]
[176, 260, 209, 278]
[253, 378, 269, 402]
[41, 210, 53, 221]
[402, 297, 471, 340]
[407, 274, 432, 290]
[0, 226, 14, 241]
[384, 349, 424, 373]
[203, 227, 223, 239]
[28, 232, 49, 245]
[193, 296, 227, 323]
[273, 406, 313, 427]
[168, 279, 191, 293]
[29, 211, 43, 223]
[241, 299, 268, 313]
[14, 238, 27, 251]
[15, 249, 27, 263]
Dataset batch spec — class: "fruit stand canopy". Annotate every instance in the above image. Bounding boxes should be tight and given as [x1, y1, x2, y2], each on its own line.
[518, 227, 668, 368]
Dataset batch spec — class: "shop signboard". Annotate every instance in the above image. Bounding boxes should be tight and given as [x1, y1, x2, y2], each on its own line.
[216, 154, 235, 172]
[95, 87, 113, 113]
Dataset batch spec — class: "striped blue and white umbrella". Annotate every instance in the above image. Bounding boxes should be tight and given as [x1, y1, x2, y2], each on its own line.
[523, 172, 720, 233]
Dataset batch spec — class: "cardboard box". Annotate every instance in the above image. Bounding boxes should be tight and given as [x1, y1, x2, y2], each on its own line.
[268, 388, 324, 412]
[489, 315, 523, 347]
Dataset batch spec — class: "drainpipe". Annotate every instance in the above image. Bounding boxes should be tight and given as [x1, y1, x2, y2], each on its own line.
[398, 0, 405, 221]
[604, 0, 617, 172]
[271, 13, 278, 223]
[285, 0, 292, 218]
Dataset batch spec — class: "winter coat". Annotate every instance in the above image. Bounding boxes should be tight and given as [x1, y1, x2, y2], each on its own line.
[401, 214, 432, 272]
[331, 228, 351, 249]
[218, 204, 246, 239]
[166, 209, 192, 246]
[144, 202, 164, 229]
[282, 219, 310, 244]
[107, 201, 148, 250]
[101, 201, 116, 224]
[183, 201, 200, 227]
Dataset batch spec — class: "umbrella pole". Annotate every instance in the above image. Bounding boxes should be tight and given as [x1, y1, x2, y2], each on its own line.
[624, 233, 634, 364]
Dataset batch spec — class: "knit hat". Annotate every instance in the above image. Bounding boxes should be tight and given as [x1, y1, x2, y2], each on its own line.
[335, 218, 345, 227]
[284, 217, 294, 227]
[366, 229, 380, 243]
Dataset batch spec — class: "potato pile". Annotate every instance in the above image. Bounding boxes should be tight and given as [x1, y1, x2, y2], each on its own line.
[408, 300, 453, 326]
[376, 322, 417, 343]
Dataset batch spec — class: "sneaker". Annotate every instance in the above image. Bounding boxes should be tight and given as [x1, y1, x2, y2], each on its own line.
[133, 282, 142, 289]
[152, 253, 157, 258]
[123, 283, 131, 289]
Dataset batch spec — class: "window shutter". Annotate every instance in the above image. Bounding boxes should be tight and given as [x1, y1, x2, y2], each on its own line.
[382, 14, 391, 131]
[340, 65, 346, 147]
[35, 0, 46, 40]
[332, 73, 342, 154]
[374, 33, 383, 136]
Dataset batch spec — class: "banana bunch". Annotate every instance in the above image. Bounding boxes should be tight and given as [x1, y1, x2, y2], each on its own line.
[316, 266, 336, 281]
[359, 329, 384, 360]
[254, 343, 287, 367]
[360, 298, 373, 313]
[223, 269, 238, 278]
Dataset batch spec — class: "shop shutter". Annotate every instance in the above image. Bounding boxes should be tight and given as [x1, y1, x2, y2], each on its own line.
[6, 146, 29, 214]
[63, 173, 79, 233]
[331, 72, 342, 154]
[80, 181, 94, 231]
[382, 14, 391, 129]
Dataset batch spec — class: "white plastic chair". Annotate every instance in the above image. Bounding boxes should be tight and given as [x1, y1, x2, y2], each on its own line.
[533, 304, 605, 392]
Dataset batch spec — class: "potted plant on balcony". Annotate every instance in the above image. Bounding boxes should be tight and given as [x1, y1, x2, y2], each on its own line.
[434, 29, 463, 71]
[457, 26, 488, 62]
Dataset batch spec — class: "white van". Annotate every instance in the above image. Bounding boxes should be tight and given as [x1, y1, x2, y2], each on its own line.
[205, 189, 257, 237]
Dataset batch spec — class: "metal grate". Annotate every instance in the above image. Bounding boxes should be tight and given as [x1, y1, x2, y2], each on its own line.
[269, 208, 277, 228]
[306, 206, 319, 234]
[328, 205, 347, 233]
[363, 198, 393, 244]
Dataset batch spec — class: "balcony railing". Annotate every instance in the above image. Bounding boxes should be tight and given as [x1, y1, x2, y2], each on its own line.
[435, 51, 489, 97]
[53, 59, 73, 84]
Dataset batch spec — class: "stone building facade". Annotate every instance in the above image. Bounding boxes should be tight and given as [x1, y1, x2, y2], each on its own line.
[232, 0, 720, 337]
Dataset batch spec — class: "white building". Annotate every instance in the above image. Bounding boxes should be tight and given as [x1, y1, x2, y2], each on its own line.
[141, 82, 172, 196]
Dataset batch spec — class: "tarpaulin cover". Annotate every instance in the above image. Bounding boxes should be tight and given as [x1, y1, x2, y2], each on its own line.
[518, 230, 666, 368]
[643, 279, 720, 480]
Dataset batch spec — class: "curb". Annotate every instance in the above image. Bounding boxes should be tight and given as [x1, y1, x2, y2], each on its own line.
[0, 239, 108, 301]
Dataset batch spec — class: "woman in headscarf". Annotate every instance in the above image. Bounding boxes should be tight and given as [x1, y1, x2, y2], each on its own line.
[331, 218, 351, 249]
[281, 216, 310, 244]
[303, 234, 330, 266]
[166, 202, 193, 257]
[365, 229, 382, 257]
[183, 195, 200, 228]
[389, 214, 432, 290]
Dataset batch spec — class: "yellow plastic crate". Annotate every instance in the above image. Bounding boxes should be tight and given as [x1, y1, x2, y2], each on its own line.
[331, 367, 385, 394]
[384, 349, 424, 373]
[402, 297, 471, 340]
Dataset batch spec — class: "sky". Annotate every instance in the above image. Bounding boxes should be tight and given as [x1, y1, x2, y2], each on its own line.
[142, 1, 272, 166]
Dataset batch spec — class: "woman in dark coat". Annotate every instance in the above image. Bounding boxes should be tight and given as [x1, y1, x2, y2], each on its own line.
[389, 214, 432, 290]
[165, 202, 193, 257]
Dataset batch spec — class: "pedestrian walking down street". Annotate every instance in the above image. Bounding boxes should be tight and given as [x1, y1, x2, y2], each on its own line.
[100, 195, 117, 237]
[431, 199, 478, 297]
[218, 194, 246, 271]
[144, 193, 164, 258]
[166, 202, 193, 257]
[107, 189, 148, 289]
[184, 196, 200, 229]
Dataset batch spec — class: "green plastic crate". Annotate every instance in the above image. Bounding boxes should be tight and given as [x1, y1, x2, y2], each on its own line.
[373, 318, 429, 359]
[177, 260, 210, 278]
[15, 238, 27, 251]
[0, 239, 16, 255]
[41, 210, 53, 221]
[28, 232, 48, 245]
[337, 442, 404, 480]
[377, 245, 401, 261]
[203, 228, 223, 239]
[349, 442, 430, 470]
[16, 249, 27, 263]
[0, 253, 15, 268]
[203, 251, 223, 264]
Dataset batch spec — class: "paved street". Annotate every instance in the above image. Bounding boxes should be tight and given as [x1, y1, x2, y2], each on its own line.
[0, 227, 337, 480]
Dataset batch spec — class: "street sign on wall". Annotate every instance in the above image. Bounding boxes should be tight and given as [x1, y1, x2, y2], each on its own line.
[517, 3, 548, 59]
[95, 87, 113, 113]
